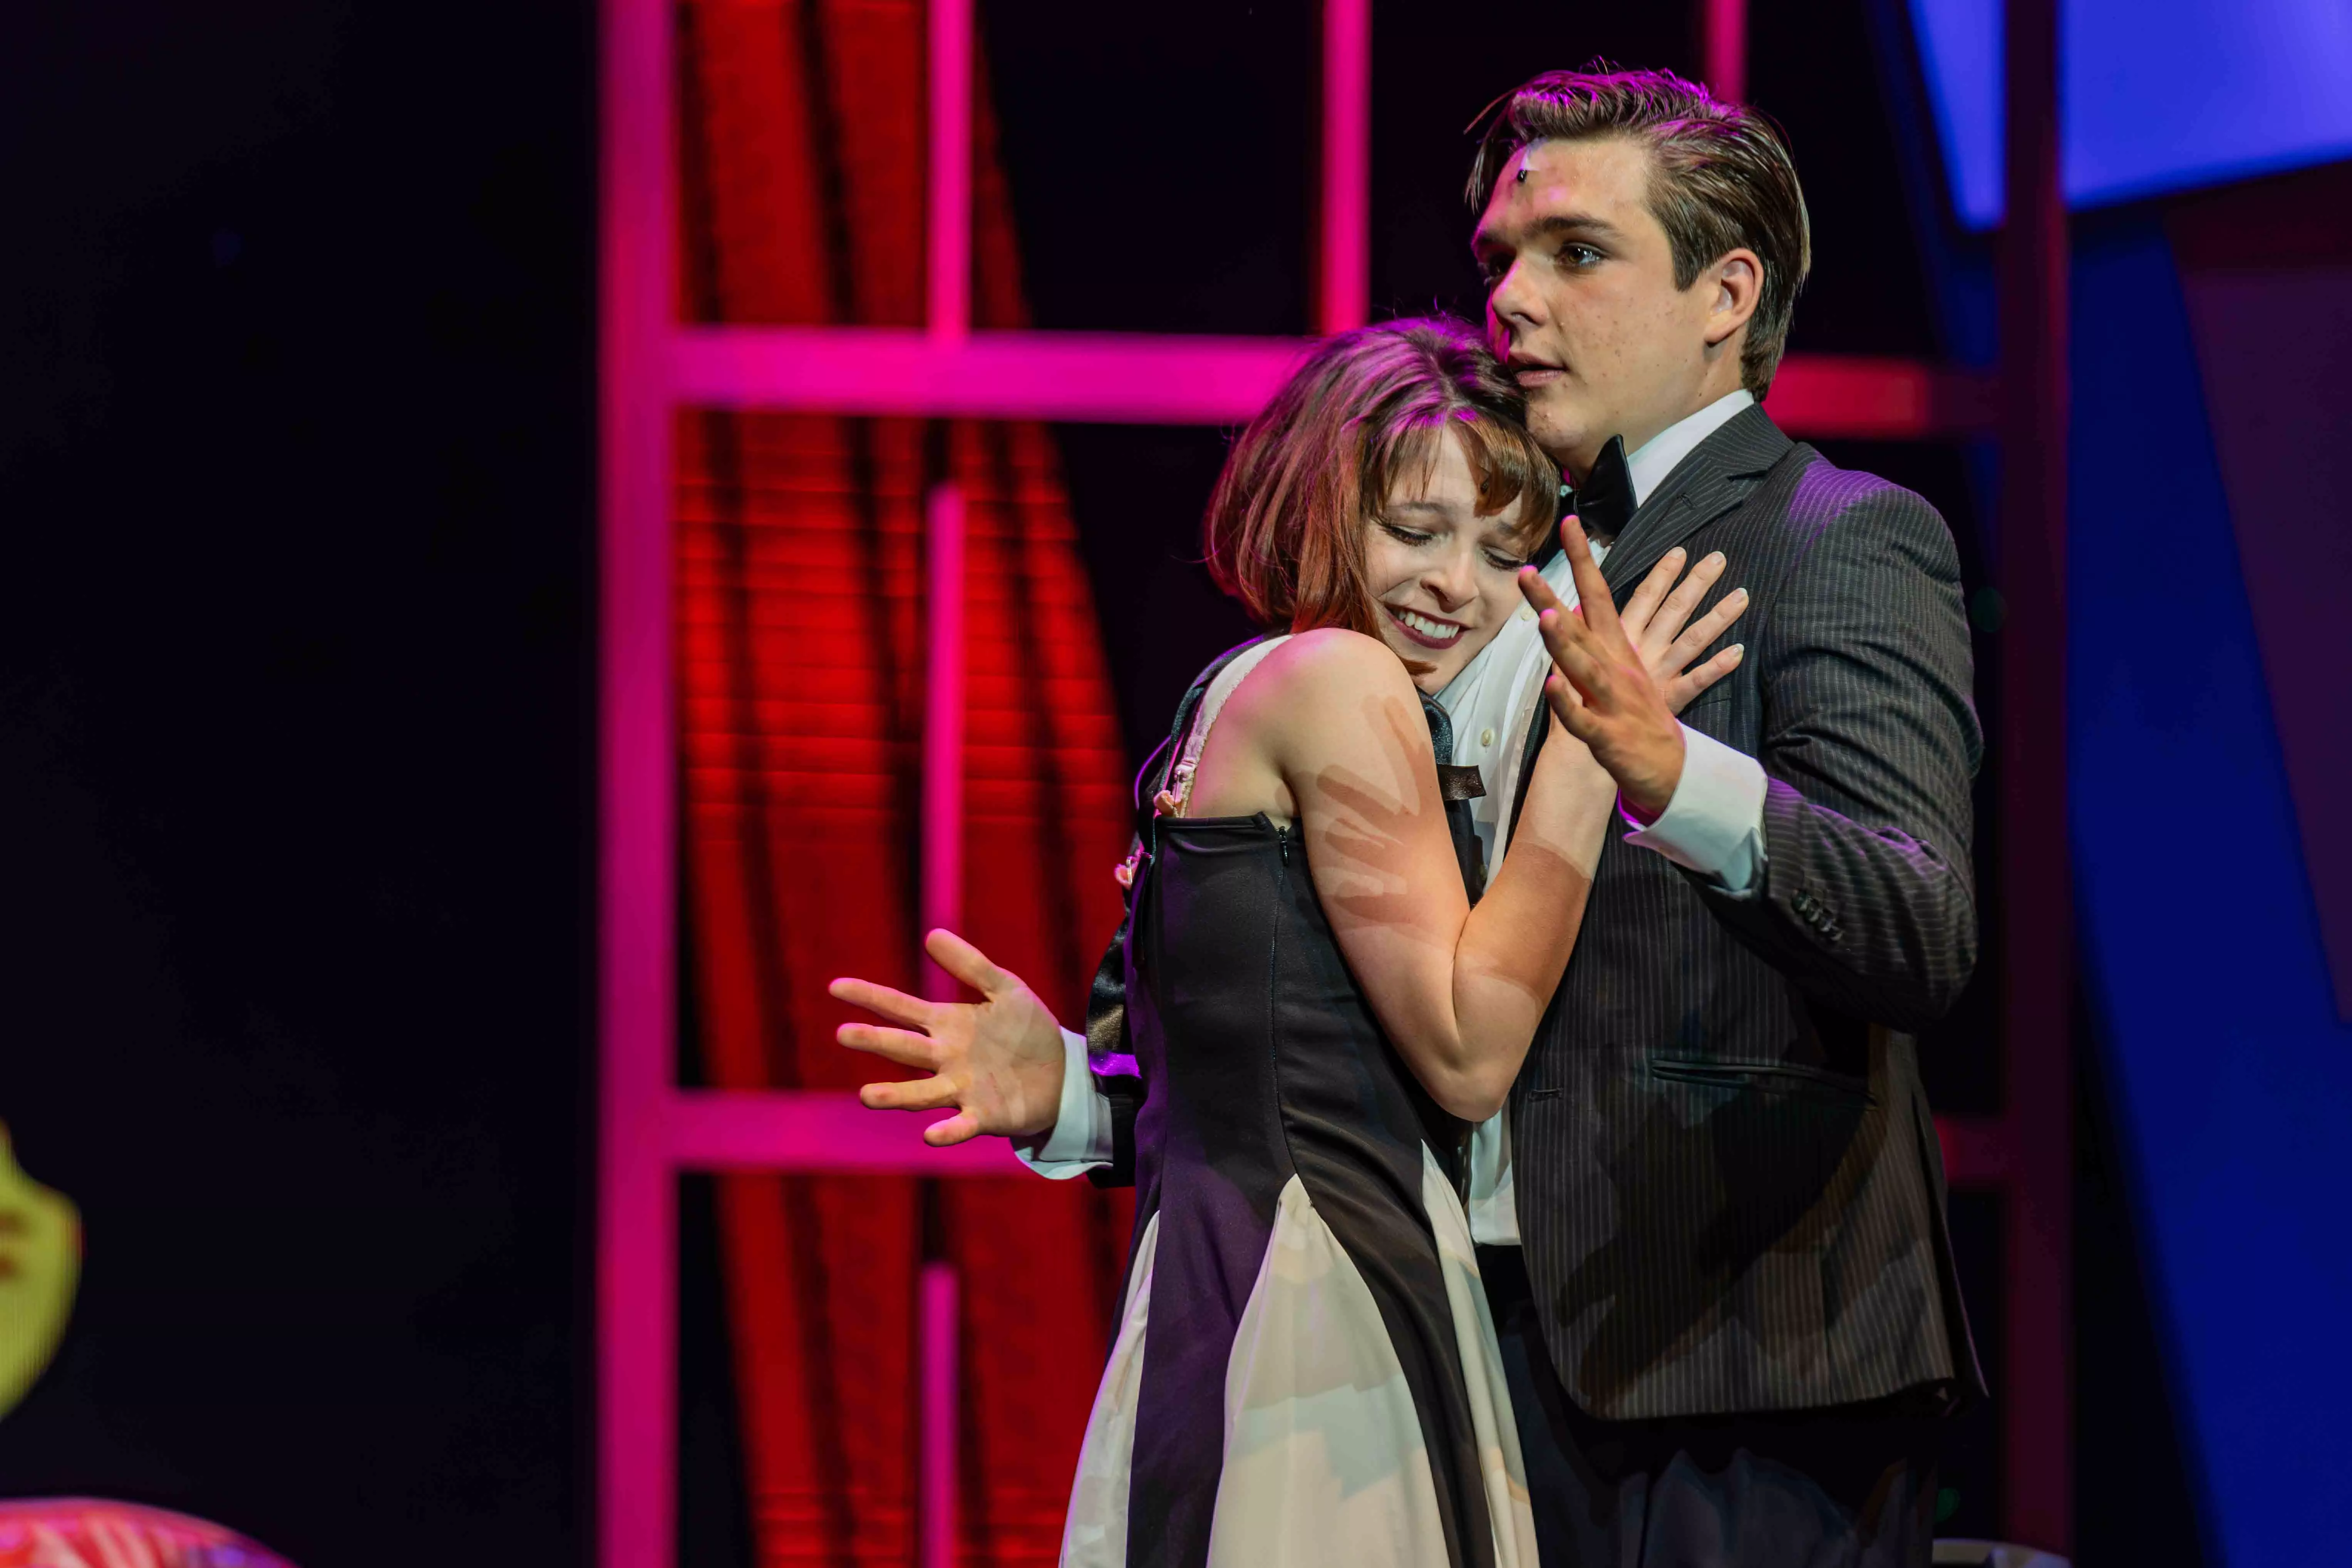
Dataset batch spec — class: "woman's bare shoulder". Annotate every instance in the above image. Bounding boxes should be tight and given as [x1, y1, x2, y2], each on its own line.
[1229, 628, 1422, 766]
[1253, 627, 1414, 704]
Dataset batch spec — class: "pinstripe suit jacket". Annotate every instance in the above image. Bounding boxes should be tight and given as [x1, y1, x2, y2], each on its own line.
[1503, 403, 1985, 1419]
[1085, 405, 1985, 1420]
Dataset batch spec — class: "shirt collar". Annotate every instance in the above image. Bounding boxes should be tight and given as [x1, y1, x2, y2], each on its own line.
[1623, 389, 1755, 507]
[1436, 392, 1751, 720]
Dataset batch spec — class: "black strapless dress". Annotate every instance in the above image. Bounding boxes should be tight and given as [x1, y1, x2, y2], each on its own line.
[1058, 637, 1535, 1568]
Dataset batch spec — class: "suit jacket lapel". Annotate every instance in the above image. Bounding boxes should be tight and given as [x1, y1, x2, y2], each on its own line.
[1504, 407, 1793, 840]
[1598, 404, 1792, 602]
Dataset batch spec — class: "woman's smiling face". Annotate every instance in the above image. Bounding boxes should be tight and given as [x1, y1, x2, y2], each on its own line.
[1363, 428, 1539, 694]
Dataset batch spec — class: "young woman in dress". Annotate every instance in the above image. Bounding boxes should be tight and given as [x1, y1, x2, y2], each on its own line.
[839, 317, 1744, 1568]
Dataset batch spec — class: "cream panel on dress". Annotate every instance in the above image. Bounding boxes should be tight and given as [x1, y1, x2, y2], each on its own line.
[1421, 1146, 1538, 1568]
[1060, 1211, 1161, 1568]
[1204, 1176, 1449, 1568]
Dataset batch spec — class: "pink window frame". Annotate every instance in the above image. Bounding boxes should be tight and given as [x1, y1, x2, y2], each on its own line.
[595, 2, 2067, 1563]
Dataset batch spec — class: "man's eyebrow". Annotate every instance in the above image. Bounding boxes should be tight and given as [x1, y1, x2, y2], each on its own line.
[1474, 211, 1625, 251]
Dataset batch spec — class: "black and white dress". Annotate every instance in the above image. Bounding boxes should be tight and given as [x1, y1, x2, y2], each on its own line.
[1060, 638, 1536, 1568]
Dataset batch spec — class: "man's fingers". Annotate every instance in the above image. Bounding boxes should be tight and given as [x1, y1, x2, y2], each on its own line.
[922, 1109, 984, 1148]
[1618, 547, 1687, 640]
[828, 975, 935, 1031]
[836, 1021, 941, 1071]
[1664, 644, 1746, 713]
[1660, 588, 1748, 674]
[1646, 552, 1727, 652]
[924, 928, 1010, 997]
[858, 1074, 961, 1113]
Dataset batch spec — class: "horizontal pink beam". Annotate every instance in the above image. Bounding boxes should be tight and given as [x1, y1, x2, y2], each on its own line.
[672, 327, 1313, 425]
[669, 1094, 2010, 1188]
[670, 327, 1995, 437]
[666, 1089, 1032, 1176]
[1764, 354, 1997, 438]
[1936, 1113, 2014, 1187]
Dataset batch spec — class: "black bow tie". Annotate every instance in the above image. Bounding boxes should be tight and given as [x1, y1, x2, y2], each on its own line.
[1534, 434, 1633, 566]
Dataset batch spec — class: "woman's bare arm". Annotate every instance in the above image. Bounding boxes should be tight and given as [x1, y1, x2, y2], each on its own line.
[1206, 546, 1746, 1121]
[1235, 630, 1606, 1120]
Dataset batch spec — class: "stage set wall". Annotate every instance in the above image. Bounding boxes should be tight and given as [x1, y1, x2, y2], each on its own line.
[0, 2, 2348, 1566]
[2065, 169, 2352, 1568]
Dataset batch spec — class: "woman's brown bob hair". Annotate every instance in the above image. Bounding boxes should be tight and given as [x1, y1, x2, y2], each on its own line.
[1204, 316, 1559, 642]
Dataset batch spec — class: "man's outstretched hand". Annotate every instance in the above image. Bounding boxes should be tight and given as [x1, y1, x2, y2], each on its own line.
[1518, 515, 1747, 822]
[830, 930, 1069, 1147]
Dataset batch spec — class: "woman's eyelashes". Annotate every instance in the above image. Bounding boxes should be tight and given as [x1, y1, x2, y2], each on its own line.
[1380, 519, 1522, 573]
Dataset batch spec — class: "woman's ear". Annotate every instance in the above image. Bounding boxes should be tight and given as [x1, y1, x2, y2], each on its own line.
[1705, 250, 1763, 347]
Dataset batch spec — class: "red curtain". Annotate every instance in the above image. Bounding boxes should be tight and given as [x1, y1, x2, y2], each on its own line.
[674, 1, 1137, 1561]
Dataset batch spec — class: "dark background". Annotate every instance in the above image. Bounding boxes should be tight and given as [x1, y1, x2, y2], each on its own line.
[0, 3, 592, 1564]
[0, 1, 2192, 1563]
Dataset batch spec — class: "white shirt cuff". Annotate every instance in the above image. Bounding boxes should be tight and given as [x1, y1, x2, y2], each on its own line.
[1013, 1027, 1116, 1178]
[1622, 724, 1767, 893]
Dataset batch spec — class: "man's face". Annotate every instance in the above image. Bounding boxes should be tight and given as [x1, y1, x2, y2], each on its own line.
[1473, 136, 1731, 479]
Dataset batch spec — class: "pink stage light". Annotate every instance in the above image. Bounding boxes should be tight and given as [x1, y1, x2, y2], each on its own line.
[670, 327, 1996, 438]
[919, 1263, 960, 1568]
[1703, 0, 1751, 103]
[921, 481, 967, 1005]
[1320, 0, 1370, 335]
[927, 0, 970, 345]
[670, 327, 1318, 426]
[667, 1091, 1026, 1176]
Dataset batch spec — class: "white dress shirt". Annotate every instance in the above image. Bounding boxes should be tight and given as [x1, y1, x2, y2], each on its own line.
[1021, 391, 1771, 1214]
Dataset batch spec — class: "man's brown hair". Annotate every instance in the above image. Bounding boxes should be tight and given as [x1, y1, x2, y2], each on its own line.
[1466, 64, 1811, 395]
[1204, 317, 1556, 648]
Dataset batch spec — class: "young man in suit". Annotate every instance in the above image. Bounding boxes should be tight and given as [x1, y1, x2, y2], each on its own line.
[837, 67, 1982, 1567]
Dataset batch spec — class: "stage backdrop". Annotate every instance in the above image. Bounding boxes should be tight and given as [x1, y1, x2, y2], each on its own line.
[672, 0, 1136, 1560]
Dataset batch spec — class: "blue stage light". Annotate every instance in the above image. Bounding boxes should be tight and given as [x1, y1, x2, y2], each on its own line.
[1910, 0, 2352, 226]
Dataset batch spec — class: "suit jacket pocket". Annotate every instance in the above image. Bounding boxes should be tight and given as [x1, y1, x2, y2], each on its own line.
[1648, 1056, 1876, 1105]
[1670, 683, 1744, 751]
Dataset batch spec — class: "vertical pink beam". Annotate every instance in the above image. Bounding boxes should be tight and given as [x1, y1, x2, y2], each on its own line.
[598, 0, 677, 1564]
[921, 479, 967, 1001]
[922, 0, 971, 995]
[1700, 0, 1748, 102]
[1319, 0, 1370, 335]
[922, 8, 972, 1567]
[1998, 0, 2072, 1551]
[928, 0, 972, 346]
[919, 1262, 960, 1568]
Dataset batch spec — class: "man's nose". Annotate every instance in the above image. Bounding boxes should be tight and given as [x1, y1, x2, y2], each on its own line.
[1487, 258, 1543, 334]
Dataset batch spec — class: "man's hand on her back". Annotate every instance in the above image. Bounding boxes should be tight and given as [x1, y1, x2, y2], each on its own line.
[831, 930, 1069, 1146]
